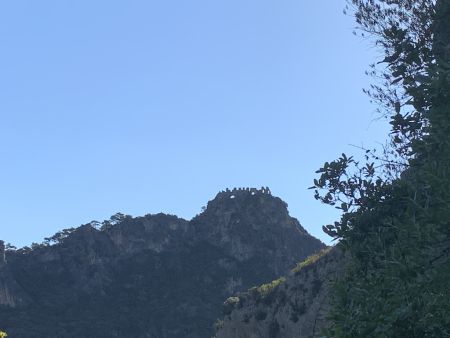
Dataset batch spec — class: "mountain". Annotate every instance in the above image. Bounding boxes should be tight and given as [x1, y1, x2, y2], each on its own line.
[214, 246, 345, 338]
[0, 188, 325, 338]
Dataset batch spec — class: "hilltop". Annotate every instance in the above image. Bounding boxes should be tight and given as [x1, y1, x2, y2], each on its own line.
[0, 188, 324, 338]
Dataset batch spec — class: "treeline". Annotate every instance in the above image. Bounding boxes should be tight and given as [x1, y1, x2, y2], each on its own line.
[5, 212, 132, 254]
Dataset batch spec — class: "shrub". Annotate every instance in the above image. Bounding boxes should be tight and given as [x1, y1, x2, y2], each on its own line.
[291, 248, 331, 275]
[256, 277, 286, 298]
[223, 297, 240, 315]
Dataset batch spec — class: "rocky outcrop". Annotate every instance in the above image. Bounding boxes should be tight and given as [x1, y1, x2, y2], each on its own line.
[0, 241, 5, 267]
[215, 247, 345, 338]
[0, 267, 29, 308]
[0, 188, 325, 338]
[107, 213, 189, 254]
[190, 188, 323, 275]
[0, 241, 29, 308]
[0, 241, 16, 307]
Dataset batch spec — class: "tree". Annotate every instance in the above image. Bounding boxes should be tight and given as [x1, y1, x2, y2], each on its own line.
[43, 227, 76, 245]
[311, 1, 450, 336]
[100, 212, 131, 231]
[4, 243, 16, 251]
[0, 331, 7, 338]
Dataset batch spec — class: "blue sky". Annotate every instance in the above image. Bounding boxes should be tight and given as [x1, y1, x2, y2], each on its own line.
[0, 1, 389, 247]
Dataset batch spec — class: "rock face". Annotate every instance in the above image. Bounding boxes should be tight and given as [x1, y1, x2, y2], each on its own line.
[0, 188, 325, 338]
[0, 241, 5, 267]
[0, 241, 29, 308]
[190, 189, 322, 276]
[215, 247, 345, 338]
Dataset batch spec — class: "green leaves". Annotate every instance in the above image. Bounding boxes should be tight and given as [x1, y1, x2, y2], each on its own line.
[315, 1, 450, 337]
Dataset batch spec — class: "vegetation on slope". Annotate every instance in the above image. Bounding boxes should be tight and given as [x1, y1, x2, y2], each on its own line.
[215, 246, 344, 338]
[310, 1, 450, 337]
[291, 247, 332, 275]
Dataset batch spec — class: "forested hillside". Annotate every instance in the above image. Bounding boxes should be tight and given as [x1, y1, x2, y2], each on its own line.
[0, 188, 324, 337]
[217, 1, 450, 337]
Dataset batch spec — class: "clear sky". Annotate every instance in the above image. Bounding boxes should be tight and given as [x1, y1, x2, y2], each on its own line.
[0, 1, 389, 248]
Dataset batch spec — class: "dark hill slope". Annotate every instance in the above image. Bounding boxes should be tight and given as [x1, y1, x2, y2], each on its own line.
[215, 247, 345, 338]
[0, 188, 324, 338]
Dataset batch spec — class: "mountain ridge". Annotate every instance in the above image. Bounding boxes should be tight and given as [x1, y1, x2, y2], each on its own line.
[0, 188, 325, 337]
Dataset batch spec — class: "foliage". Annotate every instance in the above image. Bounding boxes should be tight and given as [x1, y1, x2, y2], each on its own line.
[4, 243, 16, 251]
[291, 247, 331, 275]
[99, 212, 131, 231]
[43, 227, 76, 245]
[223, 297, 240, 315]
[255, 277, 286, 298]
[38, 213, 131, 247]
[311, 1, 450, 337]
[225, 296, 240, 305]
[0, 331, 6, 338]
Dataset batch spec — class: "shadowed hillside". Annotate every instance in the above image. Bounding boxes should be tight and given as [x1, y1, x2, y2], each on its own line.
[0, 188, 324, 338]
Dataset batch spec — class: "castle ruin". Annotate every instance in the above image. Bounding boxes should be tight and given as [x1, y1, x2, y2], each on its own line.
[216, 187, 272, 199]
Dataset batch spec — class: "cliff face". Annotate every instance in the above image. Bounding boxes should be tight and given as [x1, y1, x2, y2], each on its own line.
[0, 241, 5, 267]
[215, 247, 345, 338]
[0, 241, 29, 308]
[0, 188, 325, 338]
[190, 189, 322, 275]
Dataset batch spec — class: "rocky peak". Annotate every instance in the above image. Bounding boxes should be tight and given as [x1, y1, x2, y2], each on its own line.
[191, 187, 325, 274]
[194, 187, 295, 231]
